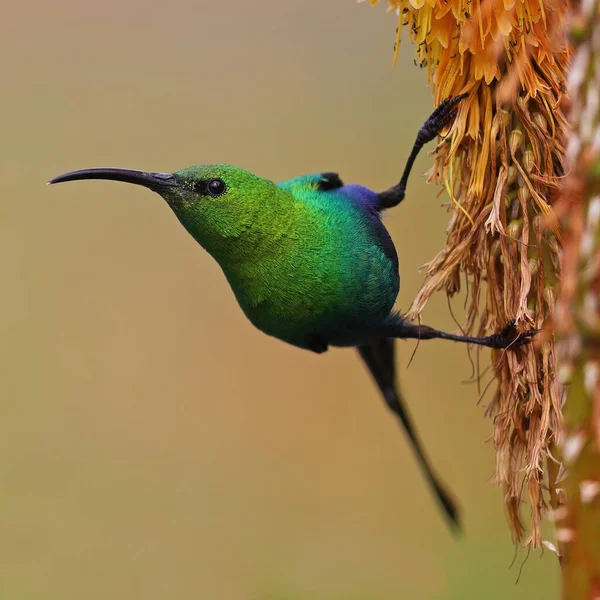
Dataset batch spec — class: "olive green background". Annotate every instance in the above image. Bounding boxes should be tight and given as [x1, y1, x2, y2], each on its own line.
[1, 1, 559, 598]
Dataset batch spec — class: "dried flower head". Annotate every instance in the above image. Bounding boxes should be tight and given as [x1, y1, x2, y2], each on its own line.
[363, 0, 570, 546]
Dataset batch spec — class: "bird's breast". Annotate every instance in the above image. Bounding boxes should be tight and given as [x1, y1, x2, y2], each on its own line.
[222, 217, 400, 348]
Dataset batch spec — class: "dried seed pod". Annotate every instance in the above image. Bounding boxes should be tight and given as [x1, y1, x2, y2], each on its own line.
[510, 130, 525, 156]
[523, 150, 535, 174]
[533, 112, 549, 133]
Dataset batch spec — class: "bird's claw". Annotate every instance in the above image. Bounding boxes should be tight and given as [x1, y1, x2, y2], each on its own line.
[418, 94, 468, 145]
[487, 319, 539, 350]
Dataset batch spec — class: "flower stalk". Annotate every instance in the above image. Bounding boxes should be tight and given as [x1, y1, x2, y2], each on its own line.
[554, 0, 600, 593]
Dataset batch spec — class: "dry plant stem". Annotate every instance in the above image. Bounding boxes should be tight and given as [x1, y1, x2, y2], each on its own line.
[364, 0, 570, 547]
[555, 0, 600, 594]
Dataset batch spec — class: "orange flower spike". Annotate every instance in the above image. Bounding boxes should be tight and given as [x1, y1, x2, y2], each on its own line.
[364, 0, 570, 547]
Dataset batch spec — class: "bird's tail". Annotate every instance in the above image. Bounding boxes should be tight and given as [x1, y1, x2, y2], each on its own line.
[357, 338, 461, 532]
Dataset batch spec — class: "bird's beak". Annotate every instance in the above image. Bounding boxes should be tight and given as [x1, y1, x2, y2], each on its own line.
[48, 168, 178, 191]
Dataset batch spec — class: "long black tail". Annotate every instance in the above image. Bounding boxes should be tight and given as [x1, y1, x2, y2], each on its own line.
[357, 338, 461, 532]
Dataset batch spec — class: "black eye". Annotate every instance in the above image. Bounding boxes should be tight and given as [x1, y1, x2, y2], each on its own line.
[206, 178, 226, 197]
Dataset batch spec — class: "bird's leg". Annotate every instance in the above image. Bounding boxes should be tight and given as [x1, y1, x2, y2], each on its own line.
[357, 338, 460, 531]
[379, 94, 468, 209]
[390, 318, 537, 349]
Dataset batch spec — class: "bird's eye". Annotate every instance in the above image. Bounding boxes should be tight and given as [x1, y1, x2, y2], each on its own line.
[206, 178, 226, 197]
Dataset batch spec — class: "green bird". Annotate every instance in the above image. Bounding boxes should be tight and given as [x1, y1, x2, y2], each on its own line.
[49, 96, 535, 531]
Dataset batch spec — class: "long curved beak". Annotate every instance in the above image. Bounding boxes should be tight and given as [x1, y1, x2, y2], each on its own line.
[48, 168, 178, 190]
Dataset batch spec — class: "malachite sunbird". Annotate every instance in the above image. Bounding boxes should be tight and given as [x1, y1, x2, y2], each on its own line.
[49, 96, 536, 531]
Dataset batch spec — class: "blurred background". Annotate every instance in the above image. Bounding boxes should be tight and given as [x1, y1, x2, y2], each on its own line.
[1, 1, 559, 598]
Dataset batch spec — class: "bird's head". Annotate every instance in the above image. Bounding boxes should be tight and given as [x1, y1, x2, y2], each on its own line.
[49, 164, 282, 264]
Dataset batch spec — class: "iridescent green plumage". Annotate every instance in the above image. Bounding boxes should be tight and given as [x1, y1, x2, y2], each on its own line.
[165, 166, 399, 351]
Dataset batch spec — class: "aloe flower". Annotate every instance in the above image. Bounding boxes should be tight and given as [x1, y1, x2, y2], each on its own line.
[364, 0, 570, 548]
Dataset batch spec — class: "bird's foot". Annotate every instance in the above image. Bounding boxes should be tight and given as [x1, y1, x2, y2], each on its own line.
[485, 319, 539, 350]
[417, 94, 468, 145]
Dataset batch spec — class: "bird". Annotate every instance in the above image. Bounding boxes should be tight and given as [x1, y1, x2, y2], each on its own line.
[49, 95, 536, 531]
